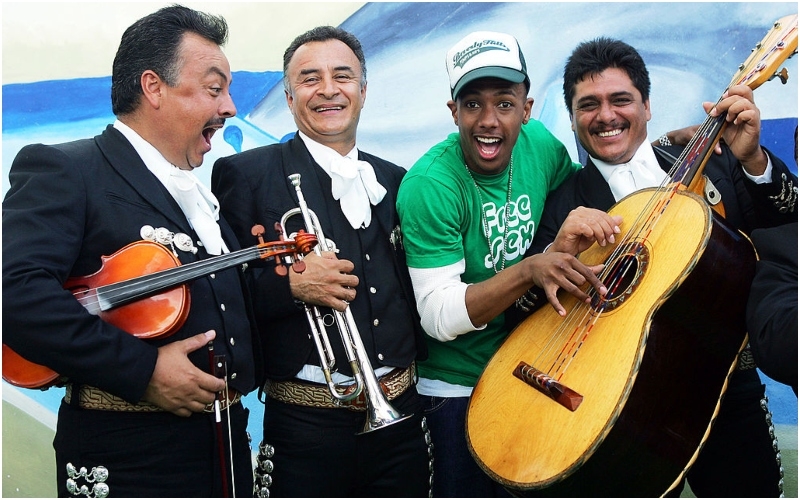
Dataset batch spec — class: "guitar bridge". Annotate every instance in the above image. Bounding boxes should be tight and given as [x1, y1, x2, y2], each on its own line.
[513, 361, 583, 411]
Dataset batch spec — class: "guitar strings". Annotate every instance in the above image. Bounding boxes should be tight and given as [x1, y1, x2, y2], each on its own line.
[520, 17, 795, 397]
[531, 92, 733, 382]
[531, 179, 676, 379]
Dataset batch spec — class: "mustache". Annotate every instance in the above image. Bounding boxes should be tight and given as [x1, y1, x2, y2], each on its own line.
[591, 121, 627, 134]
[204, 118, 226, 129]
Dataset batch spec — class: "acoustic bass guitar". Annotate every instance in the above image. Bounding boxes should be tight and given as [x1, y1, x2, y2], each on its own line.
[466, 14, 797, 497]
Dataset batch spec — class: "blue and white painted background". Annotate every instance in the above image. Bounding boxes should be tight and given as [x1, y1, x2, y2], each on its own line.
[3, 2, 797, 495]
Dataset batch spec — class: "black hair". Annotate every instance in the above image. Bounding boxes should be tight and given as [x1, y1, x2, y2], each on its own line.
[282, 26, 367, 91]
[111, 4, 228, 116]
[562, 36, 650, 115]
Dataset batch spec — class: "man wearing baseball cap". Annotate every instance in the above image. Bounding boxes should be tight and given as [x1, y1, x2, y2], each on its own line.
[447, 31, 530, 99]
[396, 31, 619, 496]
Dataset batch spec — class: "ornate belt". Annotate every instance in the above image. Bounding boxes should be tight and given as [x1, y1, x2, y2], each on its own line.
[265, 363, 415, 411]
[64, 384, 241, 413]
[737, 347, 756, 371]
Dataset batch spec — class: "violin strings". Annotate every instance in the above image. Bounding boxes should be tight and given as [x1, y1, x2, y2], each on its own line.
[72, 244, 293, 313]
[73, 246, 256, 309]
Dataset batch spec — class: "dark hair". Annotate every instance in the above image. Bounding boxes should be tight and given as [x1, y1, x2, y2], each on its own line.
[562, 37, 650, 115]
[282, 26, 367, 91]
[111, 4, 228, 116]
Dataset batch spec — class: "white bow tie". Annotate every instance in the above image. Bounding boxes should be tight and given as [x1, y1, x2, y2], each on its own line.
[167, 168, 227, 255]
[607, 160, 667, 202]
[329, 156, 387, 229]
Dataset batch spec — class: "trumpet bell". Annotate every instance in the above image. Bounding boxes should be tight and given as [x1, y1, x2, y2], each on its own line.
[360, 404, 413, 435]
[280, 172, 414, 435]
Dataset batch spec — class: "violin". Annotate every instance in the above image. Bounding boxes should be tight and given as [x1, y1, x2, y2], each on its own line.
[2, 225, 317, 389]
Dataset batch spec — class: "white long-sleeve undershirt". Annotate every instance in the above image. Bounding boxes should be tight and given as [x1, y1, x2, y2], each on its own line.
[408, 260, 487, 342]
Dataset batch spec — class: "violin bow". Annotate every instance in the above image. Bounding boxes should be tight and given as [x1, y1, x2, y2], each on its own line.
[208, 343, 234, 497]
[221, 356, 236, 498]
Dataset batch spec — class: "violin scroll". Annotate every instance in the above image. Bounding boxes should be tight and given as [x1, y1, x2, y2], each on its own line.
[271, 221, 317, 276]
[250, 224, 316, 276]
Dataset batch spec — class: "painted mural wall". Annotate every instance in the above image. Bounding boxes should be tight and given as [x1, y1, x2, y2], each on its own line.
[3, 2, 798, 497]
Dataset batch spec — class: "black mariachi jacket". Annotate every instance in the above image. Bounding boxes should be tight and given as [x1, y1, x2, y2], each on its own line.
[212, 134, 427, 382]
[2, 125, 260, 401]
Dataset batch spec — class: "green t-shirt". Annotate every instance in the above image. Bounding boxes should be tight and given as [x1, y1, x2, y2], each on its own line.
[397, 119, 580, 387]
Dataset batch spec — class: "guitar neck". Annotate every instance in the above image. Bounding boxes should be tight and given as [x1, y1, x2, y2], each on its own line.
[670, 14, 798, 192]
[669, 109, 727, 191]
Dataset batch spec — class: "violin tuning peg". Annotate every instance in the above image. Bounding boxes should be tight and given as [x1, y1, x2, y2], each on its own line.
[291, 261, 306, 274]
[251, 224, 266, 244]
[274, 264, 288, 277]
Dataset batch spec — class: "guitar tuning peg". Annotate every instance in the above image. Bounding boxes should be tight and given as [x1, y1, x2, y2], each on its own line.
[771, 67, 789, 84]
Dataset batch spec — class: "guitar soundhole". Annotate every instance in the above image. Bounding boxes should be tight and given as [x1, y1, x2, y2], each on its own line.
[592, 242, 650, 312]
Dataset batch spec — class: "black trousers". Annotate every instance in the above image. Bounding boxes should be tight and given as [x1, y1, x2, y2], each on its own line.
[259, 385, 431, 497]
[668, 368, 783, 497]
[54, 400, 252, 497]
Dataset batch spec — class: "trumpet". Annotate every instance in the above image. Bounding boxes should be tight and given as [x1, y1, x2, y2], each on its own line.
[276, 173, 412, 434]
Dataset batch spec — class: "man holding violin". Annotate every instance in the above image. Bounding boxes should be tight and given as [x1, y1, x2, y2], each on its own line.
[3, 5, 259, 497]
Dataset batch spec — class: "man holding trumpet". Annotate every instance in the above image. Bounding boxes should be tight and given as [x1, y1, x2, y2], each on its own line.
[212, 26, 431, 497]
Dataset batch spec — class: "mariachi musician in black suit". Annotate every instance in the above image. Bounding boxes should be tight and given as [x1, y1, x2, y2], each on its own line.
[2, 6, 259, 497]
[522, 38, 796, 497]
[747, 222, 799, 396]
[212, 26, 431, 498]
[212, 136, 422, 385]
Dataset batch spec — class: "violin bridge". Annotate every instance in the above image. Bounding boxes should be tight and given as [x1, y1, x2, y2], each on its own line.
[513, 361, 583, 411]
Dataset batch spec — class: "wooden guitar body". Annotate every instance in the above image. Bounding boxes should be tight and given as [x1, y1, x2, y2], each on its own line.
[466, 189, 756, 496]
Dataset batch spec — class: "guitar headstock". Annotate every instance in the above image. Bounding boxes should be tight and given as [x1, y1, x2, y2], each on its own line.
[730, 14, 798, 91]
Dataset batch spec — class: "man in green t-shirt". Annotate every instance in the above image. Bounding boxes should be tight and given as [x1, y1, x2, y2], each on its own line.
[396, 31, 620, 496]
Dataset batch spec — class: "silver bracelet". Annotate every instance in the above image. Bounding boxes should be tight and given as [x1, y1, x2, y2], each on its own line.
[658, 133, 672, 147]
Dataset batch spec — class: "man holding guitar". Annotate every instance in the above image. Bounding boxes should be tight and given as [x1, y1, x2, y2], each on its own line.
[397, 31, 704, 497]
[3, 5, 260, 497]
[527, 37, 796, 497]
[396, 31, 619, 497]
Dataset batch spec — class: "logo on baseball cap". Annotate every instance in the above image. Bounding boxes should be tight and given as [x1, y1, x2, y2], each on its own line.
[446, 31, 529, 99]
